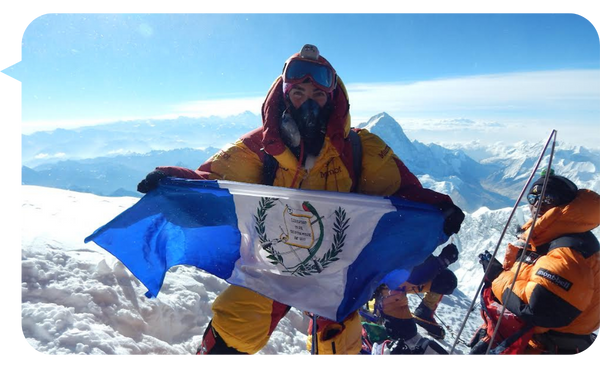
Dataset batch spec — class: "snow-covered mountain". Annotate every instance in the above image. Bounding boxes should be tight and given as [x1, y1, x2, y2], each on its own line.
[22, 111, 600, 213]
[22, 147, 219, 198]
[359, 113, 511, 211]
[359, 113, 600, 212]
[22, 112, 260, 166]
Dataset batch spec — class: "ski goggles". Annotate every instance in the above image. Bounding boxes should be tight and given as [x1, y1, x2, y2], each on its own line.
[283, 59, 336, 93]
[526, 193, 557, 206]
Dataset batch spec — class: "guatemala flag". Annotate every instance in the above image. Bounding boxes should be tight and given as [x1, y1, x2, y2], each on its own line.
[85, 178, 449, 322]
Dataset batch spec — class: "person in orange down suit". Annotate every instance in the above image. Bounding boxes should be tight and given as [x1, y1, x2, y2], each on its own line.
[471, 172, 599, 354]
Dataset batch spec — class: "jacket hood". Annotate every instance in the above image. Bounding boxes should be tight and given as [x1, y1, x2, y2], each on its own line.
[260, 76, 351, 157]
[521, 189, 600, 248]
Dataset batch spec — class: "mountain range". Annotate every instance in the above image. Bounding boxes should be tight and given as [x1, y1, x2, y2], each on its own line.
[21, 111, 600, 212]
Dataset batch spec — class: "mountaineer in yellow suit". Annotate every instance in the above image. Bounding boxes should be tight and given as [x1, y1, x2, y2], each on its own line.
[366, 242, 459, 354]
[137, 44, 465, 354]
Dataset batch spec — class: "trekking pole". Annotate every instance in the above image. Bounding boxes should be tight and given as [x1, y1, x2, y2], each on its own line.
[311, 313, 319, 355]
[449, 129, 558, 355]
[485, 130, 558, 355]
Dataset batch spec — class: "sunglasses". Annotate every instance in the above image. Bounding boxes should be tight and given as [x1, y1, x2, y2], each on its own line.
[527, 193, 557, 206]
[283, 59, 335, 93]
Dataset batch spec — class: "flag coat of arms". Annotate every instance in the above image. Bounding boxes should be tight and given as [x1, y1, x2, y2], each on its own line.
[85, 178, 449, 322]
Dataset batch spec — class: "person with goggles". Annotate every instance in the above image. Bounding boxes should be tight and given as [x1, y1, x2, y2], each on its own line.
[137, 44, 465, 355]
[527, 193, 557, 206]
[473, 172, 599, 354]
[282, 50, 336, 94]
[277, 44, 338, 161]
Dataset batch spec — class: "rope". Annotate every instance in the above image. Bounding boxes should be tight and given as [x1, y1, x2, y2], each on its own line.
[449, 129, 558, 355]
[310, 312, 319, 354]
[484, 130, 558, 354]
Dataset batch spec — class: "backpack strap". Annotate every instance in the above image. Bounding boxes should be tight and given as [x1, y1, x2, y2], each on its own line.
[262, 148, 279, 186]
[548, 231, 600, 259]
[261, 130, 363, 190]
[348, 129, 362, 191]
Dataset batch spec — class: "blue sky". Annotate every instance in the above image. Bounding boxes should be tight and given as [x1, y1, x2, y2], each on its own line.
[2, 11, 600, 145]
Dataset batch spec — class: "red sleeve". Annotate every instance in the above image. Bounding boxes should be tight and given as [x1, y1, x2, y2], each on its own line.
[391, 157, 453, 206]
[156, 166, 211, 180]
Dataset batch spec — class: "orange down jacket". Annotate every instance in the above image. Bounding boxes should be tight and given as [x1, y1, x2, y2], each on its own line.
[492, 189, 600, 346]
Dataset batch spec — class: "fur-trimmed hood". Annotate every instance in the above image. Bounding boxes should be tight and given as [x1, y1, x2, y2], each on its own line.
[521, 189, 600, 248]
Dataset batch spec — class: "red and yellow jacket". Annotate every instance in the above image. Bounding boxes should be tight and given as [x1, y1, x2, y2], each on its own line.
[156, 76, 455, 354]
[493, 189, 600, 349]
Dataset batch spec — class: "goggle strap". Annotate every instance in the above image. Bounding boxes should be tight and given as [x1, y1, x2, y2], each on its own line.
[284, 59, 335, 92]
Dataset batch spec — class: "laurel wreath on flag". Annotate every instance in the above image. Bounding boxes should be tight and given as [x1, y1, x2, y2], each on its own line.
[254, 197, 348, 276]
[254, 197, 283, 264]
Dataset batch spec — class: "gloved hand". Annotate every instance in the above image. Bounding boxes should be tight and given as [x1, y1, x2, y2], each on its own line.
[438, 243, 459, 267]
[478, 250, 503, 282]
[137, 169, 168, 193]
[438, 202, 465, 236]
[503, 240, 527, 269]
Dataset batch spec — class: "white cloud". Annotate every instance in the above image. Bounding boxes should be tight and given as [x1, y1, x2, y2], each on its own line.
[22, 116, 151, 134]
[33, 152, 66, 160]
[20, 69, 599, 146]
[173, 96, 264, 117]
[22, 96, 265, 134]
[346, 69, 600, 120]
[342, 69, 600, 145]
[166, 69, 599, 125]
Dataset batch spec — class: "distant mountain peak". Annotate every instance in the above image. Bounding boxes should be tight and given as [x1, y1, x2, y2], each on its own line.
[357, 111, 411, 144]
[371, 111, 393, 120]
[360, 111, 396, 128]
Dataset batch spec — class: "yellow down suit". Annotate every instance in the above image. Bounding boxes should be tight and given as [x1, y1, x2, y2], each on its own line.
[157, 77, 455, 354]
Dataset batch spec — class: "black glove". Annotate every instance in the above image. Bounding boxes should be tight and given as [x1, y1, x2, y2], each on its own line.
[438, 243, 459, 267]
[137, 170, 168, 193]
[478, 250, 503, 282]
[439, 202, 465, 236]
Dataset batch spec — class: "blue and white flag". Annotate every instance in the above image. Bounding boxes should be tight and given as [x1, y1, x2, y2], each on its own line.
[85, 178, 448, 322]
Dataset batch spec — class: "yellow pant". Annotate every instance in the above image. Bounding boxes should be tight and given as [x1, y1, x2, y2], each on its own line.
[210, 285, 363, 354]
[210, 278, 449, 354]
[379, 282, 443, 319]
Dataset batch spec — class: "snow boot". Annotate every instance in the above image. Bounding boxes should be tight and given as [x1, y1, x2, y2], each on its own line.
[196, 320, 247, 355]
[413, 294, 446, 340]
[377, 334, 448, 355]
[408, 336, 449, 354]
